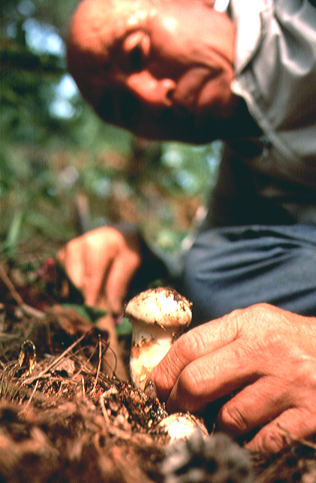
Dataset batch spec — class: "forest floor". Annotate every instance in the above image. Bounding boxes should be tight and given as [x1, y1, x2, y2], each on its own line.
[1, 240, 316, 483]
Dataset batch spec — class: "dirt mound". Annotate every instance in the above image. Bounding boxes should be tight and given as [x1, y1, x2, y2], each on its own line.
[1, 258, 316, 483]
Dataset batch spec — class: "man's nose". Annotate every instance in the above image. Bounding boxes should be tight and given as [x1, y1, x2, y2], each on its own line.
[126, 72, 175, 107]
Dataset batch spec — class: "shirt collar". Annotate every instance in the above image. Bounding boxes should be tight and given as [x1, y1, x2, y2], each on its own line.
[230, 0, 268, 73]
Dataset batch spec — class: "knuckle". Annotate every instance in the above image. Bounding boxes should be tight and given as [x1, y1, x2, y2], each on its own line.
[172, 334, 194, 362]
[178, 365, 202, 399]
[245, 303, 275, 320]
[288, 358, 316, 408]
[297, 358, 316, 386]
[90, 227, 121, 249]
[255, 428, 287, 453]
[175, 329, 209, 360]
[218, 402, 248, 434]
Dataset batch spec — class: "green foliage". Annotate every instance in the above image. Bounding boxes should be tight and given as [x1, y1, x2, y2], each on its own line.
[62, 304, 107, 324]
[0, 0, 221, 259]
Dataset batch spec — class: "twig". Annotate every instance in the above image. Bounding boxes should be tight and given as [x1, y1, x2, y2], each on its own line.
[81, 375, 85, 396]
[92, 334, 102, 394]
[277, 423, 316, 450]
[21, 333, 86, 385]
[100, 339, 118, 377]
[0, 264, 45, 320]
[0, 264, 24, 305]
[72, 338, 100, 379]
[20, 380, 39, 413]
[20, 304, 45, 320]
[100, 393, 110, 423]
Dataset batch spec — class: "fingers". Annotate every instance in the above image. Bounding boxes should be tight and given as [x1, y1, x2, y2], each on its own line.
[149, 304, 301, 406]
[164, 337, 260, 413]
[60, 232, 115, 307]
[58, 227, 143, 313]
[216, 376, 289, 437]
[149, 311, 242, 402]
[57, 240, 85, 289]
[216, 359, 316, 452]
[245, 407, 316, 452]
[105, 245, 142, 315]
[82, 252, 111, 307]
[149, 303, 316, 452]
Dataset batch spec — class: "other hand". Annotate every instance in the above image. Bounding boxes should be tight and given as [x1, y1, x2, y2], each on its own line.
[149, 303, 316, 452]
[58, 225, 142, 315]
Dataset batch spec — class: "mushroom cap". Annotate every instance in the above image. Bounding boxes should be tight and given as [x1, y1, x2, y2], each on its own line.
[125, 288, 192, 329]
[157, 413, 208, 441]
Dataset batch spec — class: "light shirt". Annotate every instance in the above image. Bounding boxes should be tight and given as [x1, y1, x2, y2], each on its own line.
[212, 0, 316, 225]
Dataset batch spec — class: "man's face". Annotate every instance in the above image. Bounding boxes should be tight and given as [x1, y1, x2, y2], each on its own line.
[68, 0, 235, 143]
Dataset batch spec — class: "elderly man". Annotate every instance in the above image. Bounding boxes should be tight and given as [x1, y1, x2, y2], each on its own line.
[61, 0, 316, 452]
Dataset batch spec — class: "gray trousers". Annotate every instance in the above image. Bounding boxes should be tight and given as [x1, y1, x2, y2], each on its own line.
[182, 225, 316, 325]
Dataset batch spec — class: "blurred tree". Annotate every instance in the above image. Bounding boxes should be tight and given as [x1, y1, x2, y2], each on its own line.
[0, 0, 221, 259]
[1, 0, 81, 145]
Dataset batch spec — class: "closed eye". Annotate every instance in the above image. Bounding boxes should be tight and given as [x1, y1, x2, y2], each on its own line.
[129, 42, 143, 72]
[122, 30, 150, 73]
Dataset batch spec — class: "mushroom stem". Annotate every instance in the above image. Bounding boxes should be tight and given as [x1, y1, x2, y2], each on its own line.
[125, 288, 192, 390]
[129, 318, 175, 389]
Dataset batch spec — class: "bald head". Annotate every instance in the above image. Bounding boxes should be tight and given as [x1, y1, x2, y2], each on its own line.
[68, 0, 152, 103]
[67, 0, 236, 143]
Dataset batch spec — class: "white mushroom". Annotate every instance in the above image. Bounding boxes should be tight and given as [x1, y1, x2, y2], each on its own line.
[125, 287, 192, 390]
[157, 413, 208, 442]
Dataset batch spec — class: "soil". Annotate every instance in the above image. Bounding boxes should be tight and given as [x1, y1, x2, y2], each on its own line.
[1, 247, 316, 483]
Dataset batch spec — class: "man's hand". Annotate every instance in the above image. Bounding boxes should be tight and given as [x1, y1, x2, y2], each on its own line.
[58, 226, 142, 315]
[149, 304, 316, 452]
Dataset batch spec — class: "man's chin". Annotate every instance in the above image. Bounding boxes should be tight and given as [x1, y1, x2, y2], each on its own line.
[131, 116, 217, 145]
[134, 127, 213, 145]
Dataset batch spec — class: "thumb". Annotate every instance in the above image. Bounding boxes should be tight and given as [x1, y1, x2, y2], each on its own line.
[105, 248, 142, 315]
[149, 311, 240, 401]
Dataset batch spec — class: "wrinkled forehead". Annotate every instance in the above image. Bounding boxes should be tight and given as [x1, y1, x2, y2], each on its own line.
[67, 0, 155, 101]
[68, 0, 154, 62]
